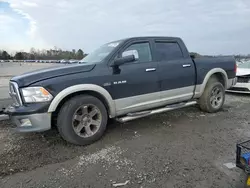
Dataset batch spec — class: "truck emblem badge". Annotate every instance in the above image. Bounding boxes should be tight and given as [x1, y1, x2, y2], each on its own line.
[113, 80, 127, 85]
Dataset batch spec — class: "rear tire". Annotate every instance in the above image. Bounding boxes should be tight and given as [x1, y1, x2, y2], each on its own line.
[57, 95, 108, 145]
[199, 77, 225, 113]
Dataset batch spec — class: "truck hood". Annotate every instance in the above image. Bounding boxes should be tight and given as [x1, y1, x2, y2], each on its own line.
[11, 64, 95, 87]
[236, 68, 250, 76]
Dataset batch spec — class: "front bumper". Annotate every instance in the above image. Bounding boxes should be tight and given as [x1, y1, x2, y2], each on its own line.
[4, 105, 51, 132]
[226, 82, 250, 94]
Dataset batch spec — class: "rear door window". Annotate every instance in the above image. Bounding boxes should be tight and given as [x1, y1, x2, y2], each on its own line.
[155, 42, 183, 61]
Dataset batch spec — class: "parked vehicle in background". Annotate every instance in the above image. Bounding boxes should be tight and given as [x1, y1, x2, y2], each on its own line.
[60, 59, 68, 64]
[69, 59, 79, 64]
[4, 36, 237, 145]
[227, 61, 250, 93]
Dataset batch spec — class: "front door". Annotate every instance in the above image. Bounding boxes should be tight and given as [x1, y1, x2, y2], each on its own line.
[110, 40, 160, 116]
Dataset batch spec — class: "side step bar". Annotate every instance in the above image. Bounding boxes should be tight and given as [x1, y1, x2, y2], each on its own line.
[116, 101, 197, 123]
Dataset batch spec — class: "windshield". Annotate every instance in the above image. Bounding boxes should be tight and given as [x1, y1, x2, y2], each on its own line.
[79, 40, 122, 64]
[238, 61, 250, 69]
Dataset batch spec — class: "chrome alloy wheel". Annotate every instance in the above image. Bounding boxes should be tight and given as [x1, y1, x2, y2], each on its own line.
[72, 104, 102, 138]
[210, 86, 223, 108]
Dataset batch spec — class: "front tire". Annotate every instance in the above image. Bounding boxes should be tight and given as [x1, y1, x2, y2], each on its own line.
[199, 77, 225, 113]
[57, 95, 108, 145]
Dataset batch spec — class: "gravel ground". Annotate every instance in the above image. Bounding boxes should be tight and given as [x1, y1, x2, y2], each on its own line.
[0, 94, 249, 188]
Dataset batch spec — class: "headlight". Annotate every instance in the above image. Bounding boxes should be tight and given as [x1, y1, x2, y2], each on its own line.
[21, 87, 53, 103]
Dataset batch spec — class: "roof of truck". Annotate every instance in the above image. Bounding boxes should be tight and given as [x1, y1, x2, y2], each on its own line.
[123, 36, 181, 41]
[105, 36, 182, 47]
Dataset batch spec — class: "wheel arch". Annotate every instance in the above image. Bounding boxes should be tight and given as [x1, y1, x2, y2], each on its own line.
[48, 84, 116, 118]
[195, 68, 228, 98]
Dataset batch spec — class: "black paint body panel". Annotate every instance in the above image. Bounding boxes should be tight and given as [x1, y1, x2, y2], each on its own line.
[9, 36, 236, 106]
[194, 56, 236, 85]
[11, 64, 96, 87]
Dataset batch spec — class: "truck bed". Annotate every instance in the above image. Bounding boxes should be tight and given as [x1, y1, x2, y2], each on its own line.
[193, 56, 236, 86]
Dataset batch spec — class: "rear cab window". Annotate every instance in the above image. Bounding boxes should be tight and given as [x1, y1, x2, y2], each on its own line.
[154, 41, 184, 61]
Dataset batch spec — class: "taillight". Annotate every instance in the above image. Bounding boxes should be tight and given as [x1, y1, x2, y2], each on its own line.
[234, 63, 237, 73]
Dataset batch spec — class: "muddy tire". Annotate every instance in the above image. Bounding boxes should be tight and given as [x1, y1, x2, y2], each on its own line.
[199, 77, 225, 113]
[57, 95, 108, 145]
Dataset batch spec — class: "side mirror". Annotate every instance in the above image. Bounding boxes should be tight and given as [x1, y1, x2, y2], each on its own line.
[112, 50, 139, 67]
[122, 50, 139, 60]
[113, 55, 135, 67]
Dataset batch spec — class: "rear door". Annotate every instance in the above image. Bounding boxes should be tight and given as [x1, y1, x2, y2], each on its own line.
[154, 40, 196, 104]
[110, 40, 160, 115]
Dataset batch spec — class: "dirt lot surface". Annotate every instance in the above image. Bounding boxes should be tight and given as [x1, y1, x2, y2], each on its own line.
[0, 94, 249, 188]
[0, 62, 61, 78]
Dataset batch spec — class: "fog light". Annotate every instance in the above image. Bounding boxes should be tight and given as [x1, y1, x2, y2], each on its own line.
[20, 118, 32, 127]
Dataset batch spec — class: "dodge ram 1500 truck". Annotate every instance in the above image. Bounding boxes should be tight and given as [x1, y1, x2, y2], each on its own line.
[4, 36, 237, 145]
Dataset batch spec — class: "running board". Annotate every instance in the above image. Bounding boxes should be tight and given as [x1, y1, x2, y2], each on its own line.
[116, 101, 197, 123]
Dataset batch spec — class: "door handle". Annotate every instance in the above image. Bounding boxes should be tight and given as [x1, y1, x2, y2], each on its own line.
[146, 68, 156, 72]
[182, 64, 191, 68]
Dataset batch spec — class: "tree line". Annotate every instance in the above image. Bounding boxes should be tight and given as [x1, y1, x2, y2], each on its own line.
[0, 47, 87, 60]
[1, 48, 250, 61]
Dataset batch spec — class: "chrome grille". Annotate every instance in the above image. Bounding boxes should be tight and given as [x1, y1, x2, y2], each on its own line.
[9, 82, 22, 106]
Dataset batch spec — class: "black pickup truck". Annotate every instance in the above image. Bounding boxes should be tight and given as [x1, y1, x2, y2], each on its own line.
[4, 36, 237, 145]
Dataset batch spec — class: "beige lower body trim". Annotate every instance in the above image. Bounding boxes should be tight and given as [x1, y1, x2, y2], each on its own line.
[47, 84, 116, 118]
[115, 86, 194, 116]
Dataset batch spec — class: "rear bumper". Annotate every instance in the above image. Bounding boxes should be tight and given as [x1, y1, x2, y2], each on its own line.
[4, 105, 51, 132]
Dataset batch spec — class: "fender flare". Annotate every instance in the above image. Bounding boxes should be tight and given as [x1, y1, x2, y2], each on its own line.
[47, 84, 116, 117]
[195, 68, 228, 97]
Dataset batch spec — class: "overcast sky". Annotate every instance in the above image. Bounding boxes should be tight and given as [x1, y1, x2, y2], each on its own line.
[0, 0, 250, 55]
